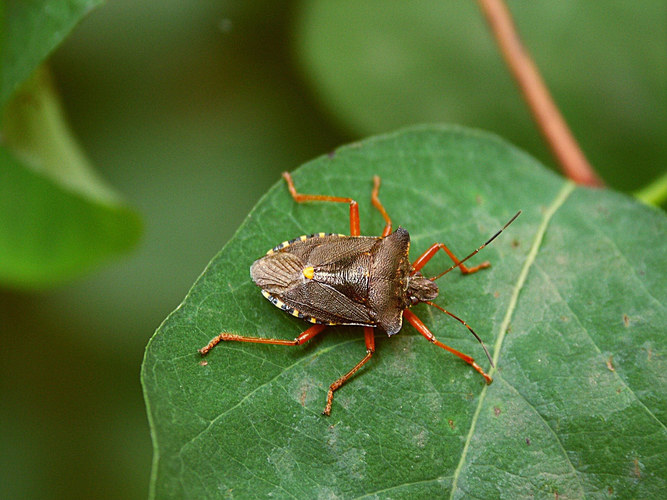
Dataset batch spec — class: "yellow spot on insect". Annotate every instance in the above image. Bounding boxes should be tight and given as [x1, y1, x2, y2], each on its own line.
[300, 235, 307, 241]
[308, 317, 317, 323]
[318, 232, 326, 237]
[291, 309, 301, 317]
[303, 266, 315, 279]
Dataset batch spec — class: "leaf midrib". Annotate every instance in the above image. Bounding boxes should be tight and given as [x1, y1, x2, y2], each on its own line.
[449, 181, 576, 498]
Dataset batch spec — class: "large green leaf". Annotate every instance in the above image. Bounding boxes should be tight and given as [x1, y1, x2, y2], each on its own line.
[142, 126, 666, 498]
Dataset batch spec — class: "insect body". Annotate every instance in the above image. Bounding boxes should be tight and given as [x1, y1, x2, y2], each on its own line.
[252, 228, 433, 334]
[200, 172, 520, 416]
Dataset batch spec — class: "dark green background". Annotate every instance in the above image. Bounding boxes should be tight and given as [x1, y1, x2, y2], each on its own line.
[1, 1, 665, 498]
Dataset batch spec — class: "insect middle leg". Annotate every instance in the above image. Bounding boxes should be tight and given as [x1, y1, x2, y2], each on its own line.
[403, 309, 492, 384]
[283, 172, 362, 236]
[199, 323, 327, 355]
[371, 175, 392, 237]
[323, 326, 375, 416]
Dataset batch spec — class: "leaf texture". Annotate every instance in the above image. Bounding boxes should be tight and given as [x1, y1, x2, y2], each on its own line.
[143, 126, 666, 498]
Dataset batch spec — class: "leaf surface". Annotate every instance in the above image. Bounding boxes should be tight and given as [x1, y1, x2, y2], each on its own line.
[142, 126, 666, 498]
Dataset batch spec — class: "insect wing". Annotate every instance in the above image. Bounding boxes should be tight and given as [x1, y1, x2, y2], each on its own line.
[281, 279, 374, 326]
[285, 234, 378, 265]
[252, 234, 380, 326]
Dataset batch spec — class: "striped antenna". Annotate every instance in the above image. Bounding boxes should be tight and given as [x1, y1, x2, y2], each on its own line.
[425, 301, 494, 367]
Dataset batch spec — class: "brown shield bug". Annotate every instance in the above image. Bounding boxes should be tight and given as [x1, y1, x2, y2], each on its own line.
[200, 172, 520, 415]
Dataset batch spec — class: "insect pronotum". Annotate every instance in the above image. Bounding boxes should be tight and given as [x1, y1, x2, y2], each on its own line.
[200, 172, 520, 415]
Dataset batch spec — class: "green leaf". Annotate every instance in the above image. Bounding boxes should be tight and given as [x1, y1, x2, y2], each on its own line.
[0, 146, 141, 288]
[142, 126, 666, 498]
[0, 0, 104, 107]
[0, 66, 141, 288]
[295, 1, 667, 193]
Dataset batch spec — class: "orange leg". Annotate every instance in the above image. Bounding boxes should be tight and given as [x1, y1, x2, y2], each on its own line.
[411, 242, 490, 275]
[414, 211, 522, 279]
[199, 323, 327, 355]
[323, 326, 375, 416]
[371, 175, 392, 237]
[283, 172, 361, 236]
[283, 172, 394, 237]
[403, 309, 492, 384]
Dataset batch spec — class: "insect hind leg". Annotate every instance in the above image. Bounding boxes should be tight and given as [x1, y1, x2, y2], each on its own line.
[199, 324, 327, 355]
[322, 326, 375, 416]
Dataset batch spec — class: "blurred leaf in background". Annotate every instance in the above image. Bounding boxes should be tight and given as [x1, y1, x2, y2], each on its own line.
[1, 0, 104, 106]
[296, 0, 667, 195]
[0, 67, 141, 288]
[1, 0, 140, 288]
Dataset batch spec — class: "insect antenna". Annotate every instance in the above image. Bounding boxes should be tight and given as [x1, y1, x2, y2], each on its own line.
[431, 210, 521, 282]
[425, 301, 495, 367]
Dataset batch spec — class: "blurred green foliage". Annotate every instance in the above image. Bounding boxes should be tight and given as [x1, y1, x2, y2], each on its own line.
[0, 0, 104, 106]
[1, 1, 664, 499]
[1, 67, 142, 288]
[297, 0, 667, 193]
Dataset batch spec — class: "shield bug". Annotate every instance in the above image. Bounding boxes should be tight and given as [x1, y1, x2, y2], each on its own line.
[200, 172, 520, 415]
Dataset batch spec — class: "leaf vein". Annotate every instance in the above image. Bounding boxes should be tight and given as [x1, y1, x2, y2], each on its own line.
[501, 375, 584, 494]
[535, 264, 667, 431]
[448, 181, 576, 498]
[354, 475, 453, 499]
[179, 337, 363, 455]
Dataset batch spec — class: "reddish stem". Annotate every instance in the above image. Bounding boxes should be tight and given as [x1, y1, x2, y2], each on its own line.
[477, 0, 604, 187]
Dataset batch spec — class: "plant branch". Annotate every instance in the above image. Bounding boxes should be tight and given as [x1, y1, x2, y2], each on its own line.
[634, 172, 667, 207]
[477, 0, 604, 187]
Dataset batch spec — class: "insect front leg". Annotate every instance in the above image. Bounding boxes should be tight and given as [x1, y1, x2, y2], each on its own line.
[403, 309, 493, 384]
[411, 242, 490, 275]
[412, 211, 522, 278]
[322, 326, 376, 416]
[199, 324, 327, 355]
